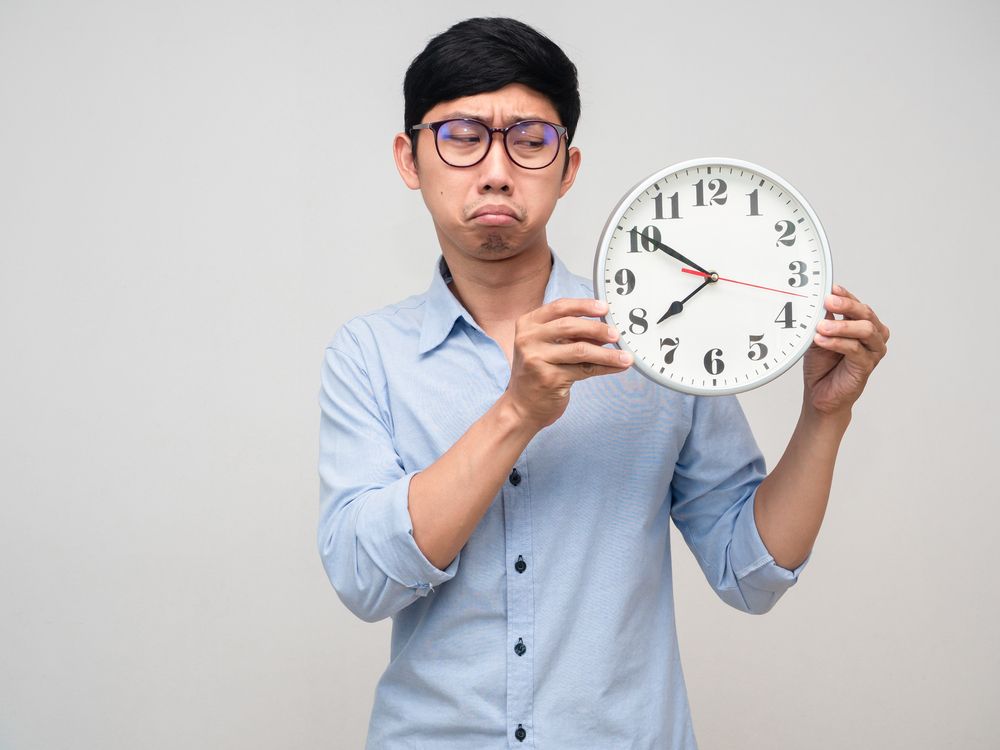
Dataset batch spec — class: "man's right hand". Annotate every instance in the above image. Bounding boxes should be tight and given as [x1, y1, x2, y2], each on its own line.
[505, 298, 633, 431]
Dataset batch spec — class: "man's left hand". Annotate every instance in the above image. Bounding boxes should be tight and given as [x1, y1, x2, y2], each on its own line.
[803, 284, 890, 416]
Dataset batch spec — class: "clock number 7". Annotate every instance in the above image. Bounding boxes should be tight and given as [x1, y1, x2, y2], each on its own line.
[660, 337, 679, 365]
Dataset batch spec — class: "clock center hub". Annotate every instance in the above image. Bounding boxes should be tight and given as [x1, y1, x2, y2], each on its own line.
[708, 271, 719, 283]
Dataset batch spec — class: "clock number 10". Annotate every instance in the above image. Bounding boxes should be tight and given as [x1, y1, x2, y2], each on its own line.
[628, 225, 661, 253]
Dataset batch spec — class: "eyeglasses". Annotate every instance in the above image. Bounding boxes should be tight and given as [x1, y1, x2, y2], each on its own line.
[410, 119, 568, 170]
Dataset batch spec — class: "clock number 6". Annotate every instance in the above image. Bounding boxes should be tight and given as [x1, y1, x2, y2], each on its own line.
[703, 348, 725, 375]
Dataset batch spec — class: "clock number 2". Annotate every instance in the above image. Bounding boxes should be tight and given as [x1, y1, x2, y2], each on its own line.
[704, 348, 725, 375]
[775, 220, 796, 247]
[660, 337, 679, 365]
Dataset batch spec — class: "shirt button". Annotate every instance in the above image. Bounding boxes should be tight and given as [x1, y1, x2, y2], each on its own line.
[515, 555, 526, 574]
[515, 724, 527, 742]
[509, 468, 521, 486]
[514, 638, 526, 657]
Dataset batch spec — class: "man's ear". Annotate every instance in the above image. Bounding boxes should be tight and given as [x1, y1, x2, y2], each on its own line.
[393, 133, 421, 190]
[558, 146, 582, 198]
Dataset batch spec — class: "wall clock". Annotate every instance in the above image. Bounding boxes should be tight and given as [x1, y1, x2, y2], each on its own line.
[594, 158, 833, 396]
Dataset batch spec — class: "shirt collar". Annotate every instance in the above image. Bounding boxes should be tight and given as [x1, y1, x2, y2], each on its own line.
[418, 250, 582, 355]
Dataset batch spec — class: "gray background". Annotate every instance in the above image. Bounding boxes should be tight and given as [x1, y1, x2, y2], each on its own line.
[1, 1, 997, 748]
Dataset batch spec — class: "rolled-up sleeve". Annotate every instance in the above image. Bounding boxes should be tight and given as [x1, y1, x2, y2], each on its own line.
[670, 395, 807, 615]
[318, 335, 458, 623]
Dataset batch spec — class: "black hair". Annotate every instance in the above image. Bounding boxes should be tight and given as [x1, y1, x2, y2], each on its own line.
[404, 17, 581, 146]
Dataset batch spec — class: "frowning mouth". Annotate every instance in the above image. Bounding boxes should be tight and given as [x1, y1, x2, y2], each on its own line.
[469, 203, 523, 225]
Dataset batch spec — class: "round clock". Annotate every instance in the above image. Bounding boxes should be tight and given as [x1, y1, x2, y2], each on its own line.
[594, 158, 833, 396]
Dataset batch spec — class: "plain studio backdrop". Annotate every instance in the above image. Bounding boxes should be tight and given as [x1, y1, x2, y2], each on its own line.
[1, 1, 997, 748]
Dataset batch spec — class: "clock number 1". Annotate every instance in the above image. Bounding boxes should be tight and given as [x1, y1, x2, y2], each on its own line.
[653, 191, 681, 220]
[747, 189, 762, 216]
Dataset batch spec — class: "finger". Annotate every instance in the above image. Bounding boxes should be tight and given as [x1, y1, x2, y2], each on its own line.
[527, 297, 608, 325]
[542, 339, 633, 369]
[816, 318, 887, 355]
[825, 292, 889, 343]
[542, 316, 620, 346]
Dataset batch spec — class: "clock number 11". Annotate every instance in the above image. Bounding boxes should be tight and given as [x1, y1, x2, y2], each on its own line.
[653, 191, 681, 220]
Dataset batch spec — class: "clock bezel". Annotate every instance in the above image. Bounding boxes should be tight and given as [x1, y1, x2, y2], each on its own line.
[593, 157, 834, 396]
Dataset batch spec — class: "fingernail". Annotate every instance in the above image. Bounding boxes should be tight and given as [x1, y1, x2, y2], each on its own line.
[819, 321, 833, 333]
[619, 352, 632, 365]
[607, 326, 618, 340]
[829, 296, 842, 309]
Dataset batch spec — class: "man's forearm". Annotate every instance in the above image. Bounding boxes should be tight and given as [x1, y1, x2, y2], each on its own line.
[752, 400, 852, 570]
[408, 393, 538, 571]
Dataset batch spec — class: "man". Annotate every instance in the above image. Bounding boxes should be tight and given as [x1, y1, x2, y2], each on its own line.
[318, 17, 888, 749]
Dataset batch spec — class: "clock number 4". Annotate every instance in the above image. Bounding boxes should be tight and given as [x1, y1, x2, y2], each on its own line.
[694, 179, 727, 207]
[628, 225, 661, 253]
[774, 302, 797, 329]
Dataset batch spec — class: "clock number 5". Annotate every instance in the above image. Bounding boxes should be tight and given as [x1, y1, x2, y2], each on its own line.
[703, 348, 725, 375]
[747, 334, 768, 361]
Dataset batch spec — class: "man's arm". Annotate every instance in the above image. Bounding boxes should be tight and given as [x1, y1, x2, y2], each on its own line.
[408, 297, 632, 570]
[753, 285, 890, 569]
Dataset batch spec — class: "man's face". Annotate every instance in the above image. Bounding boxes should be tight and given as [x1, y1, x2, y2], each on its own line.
[394, 83, 581, 266]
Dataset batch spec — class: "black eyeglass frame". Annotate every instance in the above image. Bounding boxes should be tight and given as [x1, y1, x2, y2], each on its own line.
[410, 119, 568, 170]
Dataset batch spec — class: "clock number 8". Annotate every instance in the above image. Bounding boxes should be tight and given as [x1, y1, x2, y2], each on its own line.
[703, 348, 725, 375]
[628, 308, 648, 335]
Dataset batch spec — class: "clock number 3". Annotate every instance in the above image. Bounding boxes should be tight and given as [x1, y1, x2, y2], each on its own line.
[787, 261, 807, 288]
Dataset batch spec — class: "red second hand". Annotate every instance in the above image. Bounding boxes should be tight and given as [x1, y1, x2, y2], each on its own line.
[681, 268, 808, 298]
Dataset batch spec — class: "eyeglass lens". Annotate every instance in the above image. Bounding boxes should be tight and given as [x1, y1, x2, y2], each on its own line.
[436, 120, 561, 168]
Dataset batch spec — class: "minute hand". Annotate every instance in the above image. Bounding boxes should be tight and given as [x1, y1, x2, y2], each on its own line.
[642, 235, 710, 275]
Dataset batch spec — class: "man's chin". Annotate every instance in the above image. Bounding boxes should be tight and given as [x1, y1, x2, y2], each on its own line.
[477, 231, 514, 257]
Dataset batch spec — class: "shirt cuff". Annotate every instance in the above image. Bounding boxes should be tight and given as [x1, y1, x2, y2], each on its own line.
[355, 472, 459, 596]
[729, 488, 809, 594]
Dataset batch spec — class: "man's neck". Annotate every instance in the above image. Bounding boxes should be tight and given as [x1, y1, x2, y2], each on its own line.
[441, 241, 553, 363]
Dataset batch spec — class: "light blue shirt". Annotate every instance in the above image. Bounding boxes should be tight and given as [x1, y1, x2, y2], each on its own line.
[318, 252, 806, 749]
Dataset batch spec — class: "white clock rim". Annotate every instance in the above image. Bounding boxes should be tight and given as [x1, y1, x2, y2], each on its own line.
[593, 157, 835, 397]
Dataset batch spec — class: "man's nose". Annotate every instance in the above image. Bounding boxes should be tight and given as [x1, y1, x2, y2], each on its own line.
[478, 131, 514, 192]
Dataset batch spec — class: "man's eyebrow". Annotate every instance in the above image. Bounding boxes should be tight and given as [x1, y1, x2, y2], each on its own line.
[437, 112, 553, 126]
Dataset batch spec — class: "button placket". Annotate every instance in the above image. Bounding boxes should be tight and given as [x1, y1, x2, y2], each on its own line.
[503, 455, 534, 748]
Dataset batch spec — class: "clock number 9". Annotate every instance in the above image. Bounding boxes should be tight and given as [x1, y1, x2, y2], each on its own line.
[703, 348, 725, 375]
[628, 308, 648, 335]
[660, 337, 679, 365]
[614, 268, 635, 295]
[788, 261, 807, 288]
[747, 334, 768, 361]
[628, 225, 661, 253]
[774, 220, 796, 247]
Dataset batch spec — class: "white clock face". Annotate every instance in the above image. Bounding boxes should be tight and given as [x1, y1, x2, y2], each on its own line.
[594, 158, 833, 396]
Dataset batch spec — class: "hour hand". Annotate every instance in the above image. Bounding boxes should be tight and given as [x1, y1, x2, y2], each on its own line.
[642, 235, 710, 276]
[657, 277, 712, 323]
